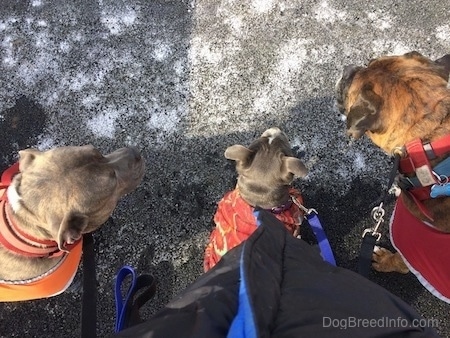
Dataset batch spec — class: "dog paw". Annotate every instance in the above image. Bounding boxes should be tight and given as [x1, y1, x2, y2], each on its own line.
[372, 246, 409, 274]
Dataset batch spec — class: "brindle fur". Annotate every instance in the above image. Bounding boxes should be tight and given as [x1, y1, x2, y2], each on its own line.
[336, 51, 450, 273]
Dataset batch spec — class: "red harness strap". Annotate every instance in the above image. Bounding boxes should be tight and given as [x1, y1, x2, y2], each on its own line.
[402, 138, 437, 187]
[397, 138, 450, 221]
[400, 135, 450, 174]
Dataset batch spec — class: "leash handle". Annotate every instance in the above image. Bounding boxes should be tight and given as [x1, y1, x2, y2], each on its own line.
[358, 233, 378, 276]
[114, 265, 157, 333]
[306, 212, 336, 266]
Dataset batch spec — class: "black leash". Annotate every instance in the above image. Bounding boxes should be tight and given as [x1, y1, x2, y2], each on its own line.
[357, 153, 401, 277]
[81, 233, 97, 338]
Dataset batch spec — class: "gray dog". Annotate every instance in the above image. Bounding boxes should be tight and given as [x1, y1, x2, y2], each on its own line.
[0, 145, 144, 301]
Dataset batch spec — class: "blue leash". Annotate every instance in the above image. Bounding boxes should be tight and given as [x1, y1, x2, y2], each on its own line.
[114, 265, 156, 333]
[306, 211, 336, 266]
[292, 197, 336, 266]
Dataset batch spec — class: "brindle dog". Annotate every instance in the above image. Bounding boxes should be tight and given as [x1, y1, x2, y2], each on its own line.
[336, 51, 450, 275]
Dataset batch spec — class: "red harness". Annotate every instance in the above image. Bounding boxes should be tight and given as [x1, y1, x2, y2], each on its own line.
[393, 136, 450, 303]
[399, 136, 450, 219]
[0, 163, 82, 302]
[204, 187, 304, 272]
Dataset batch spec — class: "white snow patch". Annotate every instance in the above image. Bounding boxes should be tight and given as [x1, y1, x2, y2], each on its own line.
[36, 137, 55, 150]
[198, 43, 222, 64]
[253, 96, 270, 112]
[34, 31, 49, 48]
[251, 0, 274, 14]
[59, 41, 70, 53]
[37, 20, 48, 27]
[353, 152, 366, 170]
[314, 1, 347, 24]
[2, 35, 16, 67]
[86, 110, 119, 139]
[224, 15, 243, 35]
[436, 24, 450, 44]
[153, 43, 172, 62]
[372, 39, 410, 55]
[147, 108, 181, 133]
[367, 11, 392, 30]
[100, 7, 137, 35]
[291, 137, 307, 152]
[31, 0, 43, 7]
[82, 94, 101, 108]
[69, 72, 90, 91]
[173, 59, 185, 76]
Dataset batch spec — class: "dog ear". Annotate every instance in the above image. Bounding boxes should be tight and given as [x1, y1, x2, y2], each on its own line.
[281, 156, 308, 183]
[346, 83, 382, 139]
[18, 149, 41, 171]
[56, 211, 89, 251]
[434, 54, 450, 81]
[224, 145, 254, 167]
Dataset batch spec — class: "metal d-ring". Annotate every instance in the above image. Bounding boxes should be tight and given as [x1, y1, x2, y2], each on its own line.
[432, 171, 449, 185]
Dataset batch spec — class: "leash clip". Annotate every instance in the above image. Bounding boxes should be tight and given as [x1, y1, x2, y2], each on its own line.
[290, 196, 317, 215]
[362, 203, 385, 242]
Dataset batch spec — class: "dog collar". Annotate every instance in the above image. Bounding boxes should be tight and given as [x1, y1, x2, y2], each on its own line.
[266, 200, 293, 214]
[0, 163, 77, 258]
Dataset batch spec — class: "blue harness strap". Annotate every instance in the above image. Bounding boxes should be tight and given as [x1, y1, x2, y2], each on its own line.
[114, 265, 156, 333]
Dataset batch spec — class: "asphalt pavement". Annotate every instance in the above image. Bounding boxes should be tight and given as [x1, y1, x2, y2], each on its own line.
[0, 0, 449, 337]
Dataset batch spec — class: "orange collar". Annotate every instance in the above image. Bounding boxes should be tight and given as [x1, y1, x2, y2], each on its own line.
[0, 163, 78, 258]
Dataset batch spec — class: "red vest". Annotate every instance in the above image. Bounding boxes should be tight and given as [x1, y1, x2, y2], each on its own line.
[390, 196, 450, 303]
[204, 188, 303, 272]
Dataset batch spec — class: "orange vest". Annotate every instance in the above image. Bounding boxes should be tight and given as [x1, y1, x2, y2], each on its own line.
[204, 188, 303, 272]
[0, 240, 82, 302]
